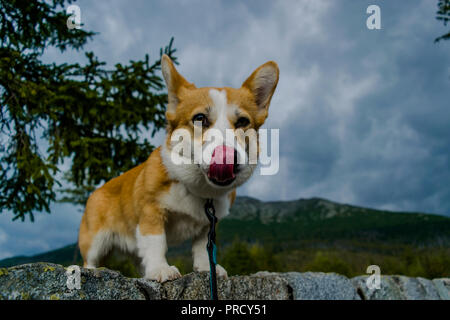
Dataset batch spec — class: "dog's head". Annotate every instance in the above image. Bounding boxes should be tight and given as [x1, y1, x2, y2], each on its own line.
[160, 55, 279, 198]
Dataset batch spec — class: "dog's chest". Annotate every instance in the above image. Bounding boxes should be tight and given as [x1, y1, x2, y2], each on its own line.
[159, 183, 230, 245]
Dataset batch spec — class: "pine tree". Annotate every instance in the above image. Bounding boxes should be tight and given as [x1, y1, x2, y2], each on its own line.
[436, 0, 450, 42]
[0, 0, 177, 221]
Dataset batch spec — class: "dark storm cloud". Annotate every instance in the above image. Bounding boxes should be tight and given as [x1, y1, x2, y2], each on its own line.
[242, 0, 450, 217]
[1, 0, 449, 259]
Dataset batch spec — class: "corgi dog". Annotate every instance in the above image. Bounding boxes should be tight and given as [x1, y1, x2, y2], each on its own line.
[78, 55, 279, 282]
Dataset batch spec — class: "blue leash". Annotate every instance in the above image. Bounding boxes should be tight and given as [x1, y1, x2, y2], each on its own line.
[204, 198, 218, 300]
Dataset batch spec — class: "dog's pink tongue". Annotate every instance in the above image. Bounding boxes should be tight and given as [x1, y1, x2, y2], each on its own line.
[208, 145, 235, 182]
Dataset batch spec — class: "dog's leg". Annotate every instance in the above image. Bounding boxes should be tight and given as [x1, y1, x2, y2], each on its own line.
[80, 230, 114, 269]
[136, 206, 181, 282]
[136, 231, 180, 282]
[79, 189, 114, 269]
[79, 209, 112, 269]
[192, 227, 228, 278]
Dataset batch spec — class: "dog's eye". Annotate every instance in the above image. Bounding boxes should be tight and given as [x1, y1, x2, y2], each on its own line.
[192, 113, 209, 127]
[235, 117, 250, 128]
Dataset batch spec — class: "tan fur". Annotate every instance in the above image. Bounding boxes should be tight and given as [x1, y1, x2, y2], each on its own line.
[79, 148, 170, 265]
[78, 55, 279, 279]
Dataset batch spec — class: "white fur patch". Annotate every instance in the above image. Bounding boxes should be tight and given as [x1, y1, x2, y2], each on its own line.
[159, 182, 230, 245]
[136, 228, 168, 267]
[209, 89, 230, 133]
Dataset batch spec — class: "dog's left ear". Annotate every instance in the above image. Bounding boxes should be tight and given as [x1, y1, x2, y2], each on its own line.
[242, 61, 279, 110]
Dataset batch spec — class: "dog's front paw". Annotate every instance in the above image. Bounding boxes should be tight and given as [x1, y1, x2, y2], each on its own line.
[145, 265, 181, 282]
[194, 263, 228, 278]
[215, 264, 228, 278]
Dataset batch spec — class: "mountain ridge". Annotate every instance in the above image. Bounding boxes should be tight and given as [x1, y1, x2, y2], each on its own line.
[230, 196, 445, 222]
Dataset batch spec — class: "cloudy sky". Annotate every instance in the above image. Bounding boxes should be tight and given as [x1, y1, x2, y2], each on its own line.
[0, 0, 449, 259]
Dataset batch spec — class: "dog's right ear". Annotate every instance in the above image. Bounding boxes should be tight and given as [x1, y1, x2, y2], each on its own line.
[161, 55, 195, 114]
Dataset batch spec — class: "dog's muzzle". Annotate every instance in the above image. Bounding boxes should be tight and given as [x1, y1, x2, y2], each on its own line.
[207, 145, 238, 186]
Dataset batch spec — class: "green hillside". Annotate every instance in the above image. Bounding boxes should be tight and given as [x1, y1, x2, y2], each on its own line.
[0, 244, 79, 268]
[220, 196, 450, 247]
[1, 196, 449, 278]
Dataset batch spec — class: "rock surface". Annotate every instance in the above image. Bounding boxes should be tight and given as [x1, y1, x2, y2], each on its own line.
[0, 263, 448, 300]
[280, 272, 360, 300]
[352, 275, 450, 300]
